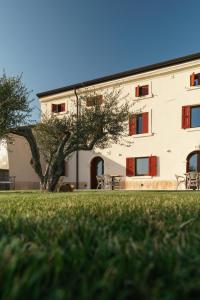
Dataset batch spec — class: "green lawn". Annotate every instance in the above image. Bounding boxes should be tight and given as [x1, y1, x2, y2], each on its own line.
[0, 190, 200, 300]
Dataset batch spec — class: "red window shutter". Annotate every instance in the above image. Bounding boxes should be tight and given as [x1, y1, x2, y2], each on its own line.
[61, 103, 65, 112]
[126, 157, 135, 176]
[198, 73, 200, 85]
[52, 104, 56, 112]
[142, 112, 148, 133]
[182, 106, 191, 129]
[97, 95, 103, 105]
[149, 156, 157, 176]
[135, 85, 140, 97]
[86, 98, 93, 107]
[129, 115, 136, 135]
[190, 72, 195, 86]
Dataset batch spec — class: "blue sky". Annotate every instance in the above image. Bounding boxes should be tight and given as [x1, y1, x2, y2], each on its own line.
[0, 0, 200, 119]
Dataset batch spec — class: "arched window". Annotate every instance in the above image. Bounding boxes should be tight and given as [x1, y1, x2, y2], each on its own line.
[186, 151, 200, 172]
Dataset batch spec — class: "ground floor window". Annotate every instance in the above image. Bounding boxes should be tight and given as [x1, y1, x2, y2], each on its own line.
[187, 151, 200, 172]
[126, 156, 157, 177]
[135, 157, 149, 176]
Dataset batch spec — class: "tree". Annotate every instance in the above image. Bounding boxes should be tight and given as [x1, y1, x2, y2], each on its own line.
[0, 75, 131, 192]
[0, 74, 32, 139]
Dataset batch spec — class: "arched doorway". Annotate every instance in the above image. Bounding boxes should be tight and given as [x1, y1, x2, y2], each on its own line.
[90, 157, 104, 189]
[186, 151, 200, 172]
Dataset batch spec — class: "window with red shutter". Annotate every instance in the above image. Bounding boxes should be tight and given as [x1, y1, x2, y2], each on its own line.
[182, 106, 191, 129]
[149, 156, 157, 176]
[128, 156, 157, 176]
[135, 85, 149, 97]
[129, 112, 148, 135]
[86, 95, 103, 107]
[52, 103, 66, 113]
[126, 158, 135, 176]
[190, 72, 200, 86]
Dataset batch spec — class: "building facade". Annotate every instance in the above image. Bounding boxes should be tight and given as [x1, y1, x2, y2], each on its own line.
[3, 53, 200, 189]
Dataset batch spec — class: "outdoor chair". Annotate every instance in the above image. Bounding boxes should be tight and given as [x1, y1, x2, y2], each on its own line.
[186, 172, 199, 190]
[103, 174, 112, 190]
[175, 174, 186, 190]
[112, 176, 121, 190]
[96, 175, 104, 189]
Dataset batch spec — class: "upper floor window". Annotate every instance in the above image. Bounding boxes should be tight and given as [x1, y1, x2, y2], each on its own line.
[135, 85, 149, 97]
[182, 105, 200, 129]
[52, 103, 65, 113]
[191, 106, 200, 128]
[129, 112, 148, 135]
[190, 72, 200, 87]
[126, 156, 157, 177]
[86, 95, 103, 107]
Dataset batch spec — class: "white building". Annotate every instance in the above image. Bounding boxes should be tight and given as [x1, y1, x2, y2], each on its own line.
[3, 53, 200, 189]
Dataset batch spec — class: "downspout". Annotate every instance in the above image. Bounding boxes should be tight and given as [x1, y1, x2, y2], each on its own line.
[74, 89, 79, 190]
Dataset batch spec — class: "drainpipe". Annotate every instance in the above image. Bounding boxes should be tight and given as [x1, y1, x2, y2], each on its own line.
[74, 89, 79, 190]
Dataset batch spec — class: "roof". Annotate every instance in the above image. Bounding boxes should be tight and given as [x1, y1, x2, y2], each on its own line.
[37, 52, 200, 98]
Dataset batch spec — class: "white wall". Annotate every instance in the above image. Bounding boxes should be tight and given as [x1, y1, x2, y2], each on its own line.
[36, 58, 200, 189]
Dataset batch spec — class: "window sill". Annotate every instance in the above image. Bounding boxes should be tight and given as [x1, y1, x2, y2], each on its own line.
[134, 94, 153, 101]
[186, 86, 200, 91]
[127, 176, 152, 179]
[132, 133, 154, 138]
[52, 111, 67, 115]
[185, 127, 200, 132]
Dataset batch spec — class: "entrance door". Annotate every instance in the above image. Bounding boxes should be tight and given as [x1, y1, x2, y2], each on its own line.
[90, 157, 104, 189]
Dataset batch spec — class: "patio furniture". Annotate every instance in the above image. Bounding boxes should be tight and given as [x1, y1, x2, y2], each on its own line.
[111, 175, 122, 190]
[103, 174, 112, 190]
[96, 175, 104, 189]
[175, 174, 186, 190]
[185, 172, 199, 190]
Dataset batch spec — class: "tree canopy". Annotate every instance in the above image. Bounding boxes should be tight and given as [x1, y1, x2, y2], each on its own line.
[0, 74, 32, 139]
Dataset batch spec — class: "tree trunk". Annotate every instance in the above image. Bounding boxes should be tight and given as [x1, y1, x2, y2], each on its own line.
[40, 178, 48, 191]
[11, 127, 66, 193]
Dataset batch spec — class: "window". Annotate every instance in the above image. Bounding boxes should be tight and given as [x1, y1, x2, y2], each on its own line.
[182, 105, 200, 129]
[186, 151, 200, 173]
[135, 85, 149, 97]
[135, 158, 149, 176]
[136, 114, 143, 134]
[191, 106, 200, 128]
[190, 72, 200, 87]
[129, 112, 148, 135]
[52, 103, 65, 113]
[126, 156, 157, 177]
[86, 95, 103, 107]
